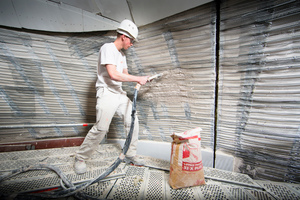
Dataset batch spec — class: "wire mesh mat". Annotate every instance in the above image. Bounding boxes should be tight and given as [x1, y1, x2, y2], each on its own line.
[256, 181, 300, 200]
[0, 144, 299, 199]
[0, 144, 125, 195]
[204, 167, 262, 189]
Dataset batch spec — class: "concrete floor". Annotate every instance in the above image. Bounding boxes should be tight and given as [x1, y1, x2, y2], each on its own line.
[0, 144, 299, 199]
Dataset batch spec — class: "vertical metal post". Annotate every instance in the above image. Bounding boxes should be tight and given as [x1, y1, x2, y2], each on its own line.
[213, 0, 221, 168]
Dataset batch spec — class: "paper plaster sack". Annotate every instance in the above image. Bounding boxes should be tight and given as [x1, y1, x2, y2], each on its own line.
[169, 127, 205, 189]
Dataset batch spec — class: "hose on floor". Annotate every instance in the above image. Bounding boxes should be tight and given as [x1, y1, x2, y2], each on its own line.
[0, 86, 140, 200]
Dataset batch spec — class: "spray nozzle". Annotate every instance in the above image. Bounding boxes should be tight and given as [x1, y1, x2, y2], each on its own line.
[148, 73, 163, 82]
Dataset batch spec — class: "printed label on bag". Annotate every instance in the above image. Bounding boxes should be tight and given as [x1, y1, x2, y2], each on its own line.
[182, 161, 203, 171]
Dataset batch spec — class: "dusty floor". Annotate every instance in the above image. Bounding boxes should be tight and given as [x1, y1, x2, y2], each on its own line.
[0, 144, 299, 199]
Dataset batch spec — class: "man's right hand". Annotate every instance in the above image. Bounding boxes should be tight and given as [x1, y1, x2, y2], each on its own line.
[138, 76, 149, 85]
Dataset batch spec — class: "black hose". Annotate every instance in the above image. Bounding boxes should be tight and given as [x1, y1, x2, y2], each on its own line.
[0, 164, 73, 187]
[0, 87, 140, 199]
[122, 88, 138, 155]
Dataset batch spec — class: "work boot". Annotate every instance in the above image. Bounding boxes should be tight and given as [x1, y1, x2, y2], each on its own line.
[74, 158, 87, 174]
[124, 155, 145, 166]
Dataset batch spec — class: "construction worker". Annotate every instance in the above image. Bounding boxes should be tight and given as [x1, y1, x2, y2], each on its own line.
[74, 19, 149, 174]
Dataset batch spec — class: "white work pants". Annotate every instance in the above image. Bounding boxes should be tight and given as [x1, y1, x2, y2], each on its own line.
[76, 87, 139, 160]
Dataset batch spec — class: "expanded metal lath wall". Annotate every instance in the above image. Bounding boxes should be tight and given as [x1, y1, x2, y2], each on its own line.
[217, 0, 300, 183]
[0, 2, 217, 148]
[124, 3, 217, 146]
[0, 29, 114, 141]
[0, 0, 299, 184]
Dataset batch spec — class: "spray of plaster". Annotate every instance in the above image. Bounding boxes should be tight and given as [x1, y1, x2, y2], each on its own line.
[138, 68, 193, 103]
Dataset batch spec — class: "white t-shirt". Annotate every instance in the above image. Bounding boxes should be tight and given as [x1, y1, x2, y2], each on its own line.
[96, 43, 128, 94]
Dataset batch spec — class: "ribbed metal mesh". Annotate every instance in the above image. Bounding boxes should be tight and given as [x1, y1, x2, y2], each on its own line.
[0, 145, 299, 199]
[204, 167, 262, 188]
[225, 186, 257, 200]
[0, 0, 299, 185]
[0, 2, 217, 149]
[217, 0, 300, 183]
[248, 189, 276, 200]
[107, 166, 149, 199]
[0, 144, 125, 194]
[197, 182, 233, 200]
[0, 28, 111, 140]
[143, 156, 170, 171]
[128, 3, 217, 146]
[81, 180, 115, 199]
[256, 181, 300, 200]
[145, 170, 165, 200]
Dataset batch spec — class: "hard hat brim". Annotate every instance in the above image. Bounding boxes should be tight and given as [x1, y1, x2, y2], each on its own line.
[117, 29, 138, 42]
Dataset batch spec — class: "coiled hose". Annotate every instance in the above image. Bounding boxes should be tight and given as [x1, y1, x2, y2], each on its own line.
[0, 85, 141, 200]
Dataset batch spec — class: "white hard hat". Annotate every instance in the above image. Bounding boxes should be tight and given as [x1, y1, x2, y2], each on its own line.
[117, 19, 138, 41]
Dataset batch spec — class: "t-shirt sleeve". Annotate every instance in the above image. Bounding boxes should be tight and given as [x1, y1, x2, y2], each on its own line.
[100, 44, 117, 66]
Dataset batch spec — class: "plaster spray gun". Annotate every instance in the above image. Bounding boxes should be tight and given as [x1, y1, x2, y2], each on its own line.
[148, 73, 164, 82]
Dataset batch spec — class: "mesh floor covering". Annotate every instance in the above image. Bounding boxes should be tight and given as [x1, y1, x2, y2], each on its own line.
[0, 144, 299, 199]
